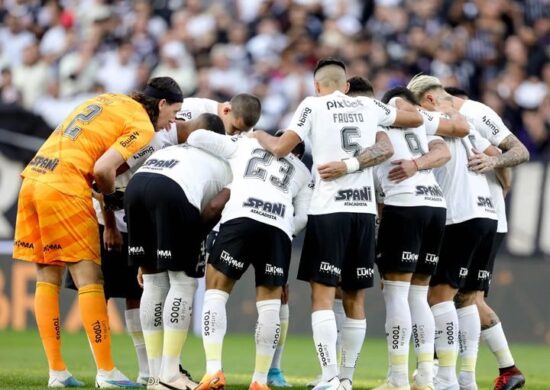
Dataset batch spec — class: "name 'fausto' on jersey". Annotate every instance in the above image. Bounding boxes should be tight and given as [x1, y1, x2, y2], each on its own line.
[288, 90, 396, 216]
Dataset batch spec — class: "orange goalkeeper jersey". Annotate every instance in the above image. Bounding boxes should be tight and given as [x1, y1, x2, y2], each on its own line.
[21, 93, 155, 198]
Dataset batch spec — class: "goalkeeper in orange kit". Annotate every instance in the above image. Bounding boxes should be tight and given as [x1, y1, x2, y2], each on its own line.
[12, 77, 183, 388]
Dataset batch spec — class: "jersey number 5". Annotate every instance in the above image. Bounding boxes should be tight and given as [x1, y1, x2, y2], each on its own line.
[63, 104, 102, 140]
[244, 148, 295, 192]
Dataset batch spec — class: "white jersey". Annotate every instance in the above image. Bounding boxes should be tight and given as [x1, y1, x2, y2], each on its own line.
[288, 90, 397, 215]
[374, 100, 446, 208]
[187, 130, 313, 239]
[176, 97, 218, 121]
[459, 100, 511, 233]
[94, 128, 179, 232]
[434, 128, 497, 225]
[136, 143, 232, 212]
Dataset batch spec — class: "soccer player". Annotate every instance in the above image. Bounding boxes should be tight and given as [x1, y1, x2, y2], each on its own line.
[177, 94, 262, 135]
[251, 58, 423, 390]
[407, 75, 524, 390]
[12, 77, 183, 388]
[367, 86, 451, 390]
[64, 113, 223, 386]
[442, 86, 527, 390]
[187, 128, 312, 390]
[124, 117, 232, 390]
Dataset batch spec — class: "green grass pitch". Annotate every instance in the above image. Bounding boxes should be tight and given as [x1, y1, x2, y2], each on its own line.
[0, 330, 548, 389]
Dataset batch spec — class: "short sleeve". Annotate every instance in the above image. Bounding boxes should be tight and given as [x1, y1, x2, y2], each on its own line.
[112, 112, 154, 161]
[187, 129, 238, 159]
[468, 129, 491, 152]
[419, 108, 441, 136]
[287, 97, 314, 141]
[371, 99, 397, 127]
[471, 104, 512, 146]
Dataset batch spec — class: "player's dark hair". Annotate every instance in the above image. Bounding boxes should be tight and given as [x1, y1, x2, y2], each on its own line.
[198, 113, 225, 135]
[275, 130, 305, 159]
[131, 77, 183, 125]
[230, 94, 262, 129]
[347, 76, 374, 97]
[444, 86, 469, 98]
[381, 86, 419, 106]
[313, 57, 346, 76]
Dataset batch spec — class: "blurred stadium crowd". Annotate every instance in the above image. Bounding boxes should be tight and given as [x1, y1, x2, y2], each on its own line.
[0, 0, 548, 157]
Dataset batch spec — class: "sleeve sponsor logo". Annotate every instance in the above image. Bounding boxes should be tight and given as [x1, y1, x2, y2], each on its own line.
[132, 145, 155, 160]
[374, 99, 391, 116]
[296, 107, 312, 127]
[176, 111, 192, 121]
[120, 131, 141, 148]
[481, 115, 500, 135]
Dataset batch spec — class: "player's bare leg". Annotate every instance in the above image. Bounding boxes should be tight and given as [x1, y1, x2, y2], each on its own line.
[69, 260, 136, 388]
[475, 292, 525, 390]
[36, 264, 84, 388]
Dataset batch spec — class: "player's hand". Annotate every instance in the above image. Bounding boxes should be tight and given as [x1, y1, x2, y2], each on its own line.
[137, 267, 144, 288]
[318, 161, 347, 180]
[103, 190, 124, 211]
[388, 159, 417, 183]
[468, 152, 497, 173]
[103, 226, 123, 252]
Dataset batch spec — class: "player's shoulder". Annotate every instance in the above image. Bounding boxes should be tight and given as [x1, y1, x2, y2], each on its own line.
[287, 153, 311, 178]
[462, 99, 493, 115]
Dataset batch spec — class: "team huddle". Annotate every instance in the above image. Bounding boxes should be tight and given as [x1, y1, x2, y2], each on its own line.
[12, 58, 529, 390]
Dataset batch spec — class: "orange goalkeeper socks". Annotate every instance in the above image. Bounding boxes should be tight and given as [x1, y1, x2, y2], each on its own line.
[35, 282, 66, 371]
[78, 284, 115, 371]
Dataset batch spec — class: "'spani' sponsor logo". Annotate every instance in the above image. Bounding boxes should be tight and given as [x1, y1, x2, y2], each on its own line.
[144, 158, 179, 169]
[416, 185, 444, 198]
[243, 197, 286, 219]
[28, 155, 59, 172]
[335, 187, 372, 202]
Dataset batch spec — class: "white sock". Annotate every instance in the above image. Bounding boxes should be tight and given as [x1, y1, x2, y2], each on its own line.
[202, 289, 229, 374]
[431, 301, 459, 383]
[333, 299, 346, 364]
[339, 317, 366, 382]
[252, 299, 281, 384]
[383, 280, 411, 387]
[481, 322, 515, 368]
[160, 271, 197, 382]
[457, 305, 480, 387]
[125, 308, 149, 378]
[312, 310, 338, 381]
[270, 303, 289, 370]
[140, 272, 170, 381]
[408, 285, 435, 386]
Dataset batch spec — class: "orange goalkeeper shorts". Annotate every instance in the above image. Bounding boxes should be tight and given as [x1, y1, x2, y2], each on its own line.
[13, 179, 100, 265]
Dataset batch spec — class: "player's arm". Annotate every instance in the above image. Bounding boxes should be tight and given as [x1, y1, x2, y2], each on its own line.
[201, 188, 231, 235]
[94, 148, 125, 196]
[479, 145, 513, 196]
[469, 133, 529, 173]
[388, 138, 450, 183]
[390, 98, 423, 128]
[318, 131, 394, 181]
[435, 110, 470, 137]
[292, 180, 313, 235]
[250, 130, 302, 158]
[187, 129, 238, 159]
[101, 204, 123, 252]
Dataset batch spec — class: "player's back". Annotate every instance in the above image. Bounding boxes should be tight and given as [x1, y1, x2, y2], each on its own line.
[434, 130, 496, 224]
[136, 143, 232, 212]
[221, 136, 311, 238]
[22, 93, 154, 198]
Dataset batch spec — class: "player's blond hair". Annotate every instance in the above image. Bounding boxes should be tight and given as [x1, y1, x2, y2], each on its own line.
[407, 74, 443, 101]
